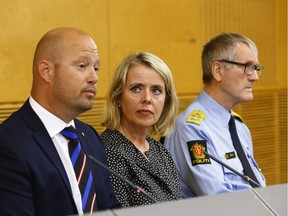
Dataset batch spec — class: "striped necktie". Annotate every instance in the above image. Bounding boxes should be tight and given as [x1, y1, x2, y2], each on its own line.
[61, 126, 97, 213]
[229, 115, 260, 188]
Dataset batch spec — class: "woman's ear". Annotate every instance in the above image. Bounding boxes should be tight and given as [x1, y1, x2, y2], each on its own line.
[211, 61, 223, 82]
[117, 97, 121, 108]
[38, 60, 53, 83]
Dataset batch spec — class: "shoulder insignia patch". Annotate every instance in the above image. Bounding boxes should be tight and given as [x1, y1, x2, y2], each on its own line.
[232, 111, 244, 123]
[186, 110, 206, 125]
[187, 140, 211, 166]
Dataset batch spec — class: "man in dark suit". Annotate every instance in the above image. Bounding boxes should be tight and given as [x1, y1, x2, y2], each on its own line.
[0, 27, 121, 215]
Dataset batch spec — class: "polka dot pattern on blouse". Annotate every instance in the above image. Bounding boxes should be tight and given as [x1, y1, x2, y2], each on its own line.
[101, 129, 182, 207]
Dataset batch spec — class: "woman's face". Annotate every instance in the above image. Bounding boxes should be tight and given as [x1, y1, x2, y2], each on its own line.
[119, 64, 166, 131]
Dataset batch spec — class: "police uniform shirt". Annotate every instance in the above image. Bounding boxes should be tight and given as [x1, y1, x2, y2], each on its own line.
[164, 90, 266, 197]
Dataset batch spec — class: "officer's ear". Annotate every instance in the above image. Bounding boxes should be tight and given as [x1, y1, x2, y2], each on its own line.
[211, 61, 224, 81]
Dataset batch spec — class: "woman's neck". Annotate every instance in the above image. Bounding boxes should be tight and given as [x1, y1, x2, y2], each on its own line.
[118, 125, 149, 154]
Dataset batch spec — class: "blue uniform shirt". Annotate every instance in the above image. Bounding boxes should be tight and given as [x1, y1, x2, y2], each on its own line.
[164, 90, 266, 197]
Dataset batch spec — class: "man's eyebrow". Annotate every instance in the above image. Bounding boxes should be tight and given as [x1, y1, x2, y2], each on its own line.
[76, 55, 100, 63]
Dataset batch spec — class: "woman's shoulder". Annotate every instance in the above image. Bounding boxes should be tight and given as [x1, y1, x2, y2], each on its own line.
[101, 129, 121, 147]
[147, 136, 170, 155]
[101, 129, 131, 153]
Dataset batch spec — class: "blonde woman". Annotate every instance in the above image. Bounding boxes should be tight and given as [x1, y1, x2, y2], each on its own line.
[101, 52, 182, 207]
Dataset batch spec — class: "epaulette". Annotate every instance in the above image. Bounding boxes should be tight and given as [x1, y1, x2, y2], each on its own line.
[232, 111, 244, 123]
[186, 110, 206, 125]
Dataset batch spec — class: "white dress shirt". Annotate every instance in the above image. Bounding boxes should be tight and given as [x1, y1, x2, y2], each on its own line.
[29, 97, 83, 215]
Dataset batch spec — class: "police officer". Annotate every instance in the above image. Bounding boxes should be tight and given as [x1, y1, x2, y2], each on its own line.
[164, 32, 266, 197]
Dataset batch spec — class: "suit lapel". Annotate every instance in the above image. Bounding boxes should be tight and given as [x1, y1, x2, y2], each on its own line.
[74, 121, 95, 157]
[19, 100, 73, 195]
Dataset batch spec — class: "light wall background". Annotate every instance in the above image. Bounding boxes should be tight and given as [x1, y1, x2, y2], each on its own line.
[0, 0, 287, 185]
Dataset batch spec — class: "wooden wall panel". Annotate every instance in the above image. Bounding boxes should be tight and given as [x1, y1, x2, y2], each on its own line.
[276, 0, 287, 88]
[107, 0, 204, 94]
[203, 0, 278, 89]
[0, 0, 110, 101]
[279, 91, 287, 183]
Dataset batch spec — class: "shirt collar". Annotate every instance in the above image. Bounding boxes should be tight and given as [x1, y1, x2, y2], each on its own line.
[198, 90, 232, 126]
[29, 96, 75, 138]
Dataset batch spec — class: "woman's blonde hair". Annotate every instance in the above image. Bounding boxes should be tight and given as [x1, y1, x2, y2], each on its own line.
[102, 51, 178, 136]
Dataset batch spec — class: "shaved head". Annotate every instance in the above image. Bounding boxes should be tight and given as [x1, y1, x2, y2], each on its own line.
[32, 27, 94, 73]
[30, 27, 100, 122]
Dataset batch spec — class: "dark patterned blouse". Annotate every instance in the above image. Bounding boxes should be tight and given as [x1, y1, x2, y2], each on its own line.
[101, 129, 182, 207]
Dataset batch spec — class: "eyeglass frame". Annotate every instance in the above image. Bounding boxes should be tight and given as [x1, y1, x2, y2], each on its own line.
[218, 59, 264, 76]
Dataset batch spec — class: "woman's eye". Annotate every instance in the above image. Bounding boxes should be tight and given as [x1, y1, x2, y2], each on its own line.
[152, 88, 162, 95]
[131, 86, 141, 93]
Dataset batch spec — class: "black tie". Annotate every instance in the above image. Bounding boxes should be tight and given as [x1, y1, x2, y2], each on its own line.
[228, 115, 260, 188]
[61, 126, 97, 213]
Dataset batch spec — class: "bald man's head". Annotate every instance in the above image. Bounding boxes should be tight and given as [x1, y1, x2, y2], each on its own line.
[30, 27, 100, 121]
[32, 27, 94, 73]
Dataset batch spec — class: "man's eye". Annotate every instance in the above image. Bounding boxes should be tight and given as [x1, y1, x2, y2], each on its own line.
[254, 65, 261, 71]
[79, 64, 86, 69]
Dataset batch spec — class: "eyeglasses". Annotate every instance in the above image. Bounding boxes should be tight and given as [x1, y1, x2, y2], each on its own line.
[218, 59, 264, 76]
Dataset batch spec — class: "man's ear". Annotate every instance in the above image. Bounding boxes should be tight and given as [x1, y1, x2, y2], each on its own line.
[38, 60, 53, 83]
[211, 61, 223, 82]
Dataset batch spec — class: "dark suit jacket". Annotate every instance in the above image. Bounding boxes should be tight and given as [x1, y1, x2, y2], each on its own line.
[0, 99, 121, 216]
